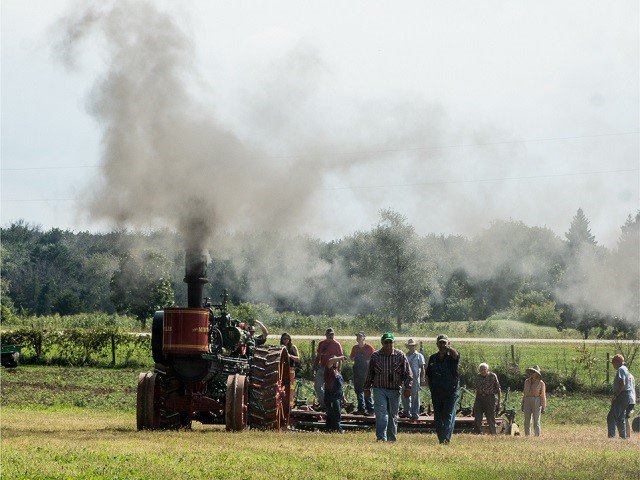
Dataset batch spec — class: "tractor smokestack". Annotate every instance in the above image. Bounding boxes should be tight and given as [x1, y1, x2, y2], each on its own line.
[184, 247, 209, 308]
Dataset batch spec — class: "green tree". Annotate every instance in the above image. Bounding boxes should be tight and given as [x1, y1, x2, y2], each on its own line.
[0, 278, 16, 322]
[110, 250, 175, 327]
[364, 209, 432, 331]
[565, 208, 596, 249]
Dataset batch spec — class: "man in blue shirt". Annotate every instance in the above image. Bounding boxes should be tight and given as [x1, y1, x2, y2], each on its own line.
[401, 339, 426, 420]
[607, 354, 634, 438]
[426, 334, 460, 444]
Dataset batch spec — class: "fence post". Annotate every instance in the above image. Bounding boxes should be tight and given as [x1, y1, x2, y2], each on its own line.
[510, 344, 515, 366]
[311, 340, 316, 367]
[111, 334, 116, 366]
[606, 352, 610, 385]
[419, 341, 424, 356]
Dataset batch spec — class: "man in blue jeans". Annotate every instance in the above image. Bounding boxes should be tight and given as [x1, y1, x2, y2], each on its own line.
[607, 354, 634, 438]
[364, 332, 412, 442]
[324, 355, 346, 432]
[426, 334, 460, 444]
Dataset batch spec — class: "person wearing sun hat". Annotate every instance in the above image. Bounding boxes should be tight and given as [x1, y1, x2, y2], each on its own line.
[364, 332, 412, 442]
[401, 339, 426, 420]
[522, 365, 546, 436]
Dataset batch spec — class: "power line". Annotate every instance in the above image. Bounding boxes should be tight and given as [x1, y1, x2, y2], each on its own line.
[0, 165, 100, 172]
[2, 167, 637, 202]
[1, 130, 637, 172]
[322, 168, 640, 191]
[1, 198, 75, 203]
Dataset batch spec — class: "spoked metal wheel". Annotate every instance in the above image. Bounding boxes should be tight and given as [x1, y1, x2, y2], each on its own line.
[248, 346, 291, 430]
[225, 374, 248, 431]
[136, 371, 188, 430]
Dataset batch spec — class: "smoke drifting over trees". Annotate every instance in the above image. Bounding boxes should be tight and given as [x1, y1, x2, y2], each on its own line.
[28, 1, 637, 335]
[2, 210, 637, 337]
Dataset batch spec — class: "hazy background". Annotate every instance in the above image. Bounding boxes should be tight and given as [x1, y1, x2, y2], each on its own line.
[2, 0, 638, 246]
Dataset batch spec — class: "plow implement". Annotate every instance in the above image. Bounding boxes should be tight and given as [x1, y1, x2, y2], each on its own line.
[288, 381, 519, 435]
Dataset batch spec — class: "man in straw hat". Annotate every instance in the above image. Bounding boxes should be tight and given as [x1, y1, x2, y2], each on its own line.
[426, 334, 460, 444]
[522, 365, 546, 436]
[364, 332, 412, 442]
[607, 354, 634, 438]
[401, 339, 426, 420]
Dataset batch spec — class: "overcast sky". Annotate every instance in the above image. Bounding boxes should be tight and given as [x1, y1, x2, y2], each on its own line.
[1, 0, 638, 246]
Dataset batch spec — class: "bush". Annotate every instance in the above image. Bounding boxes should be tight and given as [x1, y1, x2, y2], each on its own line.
[1, 326, 150, 367]
[512, 291, 561, 327]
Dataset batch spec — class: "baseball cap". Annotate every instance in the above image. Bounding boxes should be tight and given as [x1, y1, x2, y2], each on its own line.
[381, 332, 395, 343]
[325, 328, 335, 335]
[436, 334, 449, 343]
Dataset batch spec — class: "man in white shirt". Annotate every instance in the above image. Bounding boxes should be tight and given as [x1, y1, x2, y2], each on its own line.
[401, 339, 425, 420]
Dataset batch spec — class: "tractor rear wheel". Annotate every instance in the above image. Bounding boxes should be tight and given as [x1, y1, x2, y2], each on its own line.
[136, 371, 187, 430]
[248, 346, 291, 430]
[225, 374, 248, 431]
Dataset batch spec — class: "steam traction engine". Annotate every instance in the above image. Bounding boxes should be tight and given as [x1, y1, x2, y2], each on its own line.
[136, 249, 291, 431]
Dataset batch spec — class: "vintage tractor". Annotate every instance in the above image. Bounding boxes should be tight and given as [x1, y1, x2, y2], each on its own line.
[136, 248, 292, 431]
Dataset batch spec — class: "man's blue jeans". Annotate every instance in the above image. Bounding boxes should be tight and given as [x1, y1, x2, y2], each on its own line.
[356, 390, 374, 413]
[372, 388, 401, 441]
[401, 382, 421, 417]
[608, 391, 632, 438]
[431, 389, 459, 443]
[324, 391, 342, 431]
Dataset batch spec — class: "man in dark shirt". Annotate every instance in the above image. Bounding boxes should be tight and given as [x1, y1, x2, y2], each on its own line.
[426, 334, 460, 444]
[364, 332, 412, 442]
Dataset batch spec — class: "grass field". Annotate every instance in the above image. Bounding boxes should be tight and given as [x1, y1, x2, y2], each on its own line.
[2, 366, 639, 479]
[2, 408, 638, 480]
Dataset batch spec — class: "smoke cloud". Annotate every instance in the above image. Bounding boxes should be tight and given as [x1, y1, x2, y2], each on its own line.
[52, 0, 445, 255]
[52, 1, 637, 327]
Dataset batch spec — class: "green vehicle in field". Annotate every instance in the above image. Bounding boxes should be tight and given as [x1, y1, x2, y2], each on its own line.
[1, 344, 21, 368]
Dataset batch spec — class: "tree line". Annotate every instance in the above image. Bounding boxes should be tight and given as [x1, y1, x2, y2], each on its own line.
[1, 209, 638, 338]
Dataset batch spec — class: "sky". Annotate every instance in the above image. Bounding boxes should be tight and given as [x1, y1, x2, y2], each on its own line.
[1, 0, 638, 246]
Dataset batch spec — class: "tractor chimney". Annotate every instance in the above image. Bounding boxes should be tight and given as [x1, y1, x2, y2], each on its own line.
[184, 247, 209, 308]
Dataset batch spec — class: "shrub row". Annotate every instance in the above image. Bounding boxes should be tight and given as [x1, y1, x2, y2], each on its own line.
[2, 326, 150, 367]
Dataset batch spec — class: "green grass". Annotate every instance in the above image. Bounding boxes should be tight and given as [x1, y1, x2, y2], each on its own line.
[1, 408, 638, 479]
[2, 365, 637, 479]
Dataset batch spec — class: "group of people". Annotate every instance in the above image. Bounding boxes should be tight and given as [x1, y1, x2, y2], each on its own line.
[312, 329, 463, 443]
[277, 326, 637, 441]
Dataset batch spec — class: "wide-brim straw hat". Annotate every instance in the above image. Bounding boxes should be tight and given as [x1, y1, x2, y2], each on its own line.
[405, 339, 418, 346]
[525, 365, 542, 377]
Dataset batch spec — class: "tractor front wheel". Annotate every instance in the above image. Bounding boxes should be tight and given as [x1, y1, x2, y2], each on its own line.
[136, 371, 187, 430]
[225, 374, 248, 431]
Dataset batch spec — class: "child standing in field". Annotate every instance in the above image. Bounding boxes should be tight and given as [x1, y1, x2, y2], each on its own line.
[521, 365, 546, 436]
